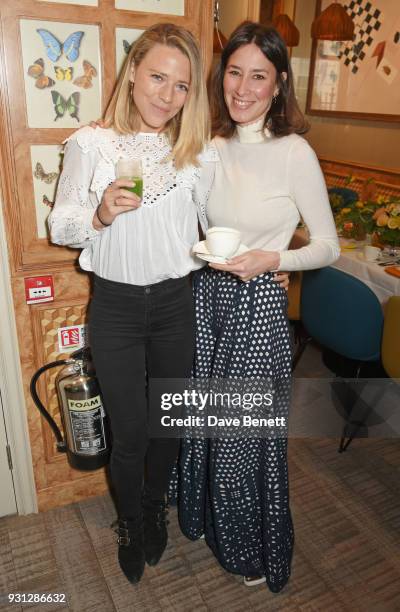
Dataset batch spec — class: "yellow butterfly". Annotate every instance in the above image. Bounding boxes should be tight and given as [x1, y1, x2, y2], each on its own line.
[27, 58, 55, 89]
[73, 60, 97, 89]
[54, 66, 73, 81]
[34, 162, 59, 184]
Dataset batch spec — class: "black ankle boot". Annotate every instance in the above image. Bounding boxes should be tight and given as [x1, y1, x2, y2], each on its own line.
[143, 496, 169, 566]
[116, 518, 145, 584]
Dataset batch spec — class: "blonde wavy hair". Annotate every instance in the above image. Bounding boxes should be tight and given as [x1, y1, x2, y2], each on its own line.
[103, 23, 210, 168]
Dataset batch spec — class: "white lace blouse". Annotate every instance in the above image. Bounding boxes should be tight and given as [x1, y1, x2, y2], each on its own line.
[49, 126, 213, 285]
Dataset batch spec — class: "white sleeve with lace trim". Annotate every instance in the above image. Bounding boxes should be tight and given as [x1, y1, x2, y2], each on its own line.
[278, 139, 340, 271]
[48, 129, 103, 249]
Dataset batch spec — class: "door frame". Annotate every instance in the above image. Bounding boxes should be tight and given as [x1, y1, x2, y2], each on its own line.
[0, 194, 37, 515]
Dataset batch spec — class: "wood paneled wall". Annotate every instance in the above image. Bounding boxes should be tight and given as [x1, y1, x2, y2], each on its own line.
[320, 158, 400, 198]
[0, 0, 213, 512]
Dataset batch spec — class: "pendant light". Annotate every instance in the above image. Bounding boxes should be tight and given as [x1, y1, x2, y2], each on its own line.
[311, 2, 355, 41]
[273, 14, 300, 47]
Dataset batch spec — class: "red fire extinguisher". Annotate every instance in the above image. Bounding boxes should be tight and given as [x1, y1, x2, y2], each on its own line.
[30, 347, 110, 471]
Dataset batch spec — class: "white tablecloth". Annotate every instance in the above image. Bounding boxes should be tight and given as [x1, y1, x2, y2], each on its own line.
[332, 244, 400, 306]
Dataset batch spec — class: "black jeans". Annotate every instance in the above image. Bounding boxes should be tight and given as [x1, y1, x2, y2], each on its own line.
[89, 274, 195, 519]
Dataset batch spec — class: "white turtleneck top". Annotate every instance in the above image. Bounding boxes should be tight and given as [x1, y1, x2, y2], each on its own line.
[206, 118, 340, 271]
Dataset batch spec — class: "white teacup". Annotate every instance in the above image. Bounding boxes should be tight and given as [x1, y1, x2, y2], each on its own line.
[363, 245, 381, 261]
[206, 227, 241, 258]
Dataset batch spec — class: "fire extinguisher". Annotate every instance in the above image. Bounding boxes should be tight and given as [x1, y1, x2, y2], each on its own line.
[30, 347, 110, 471]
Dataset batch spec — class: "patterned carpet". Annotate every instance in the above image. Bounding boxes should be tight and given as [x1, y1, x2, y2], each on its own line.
[1, 436, 399, 612]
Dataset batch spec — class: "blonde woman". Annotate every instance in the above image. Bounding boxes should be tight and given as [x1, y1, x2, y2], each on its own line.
[49, 23, 211, 585]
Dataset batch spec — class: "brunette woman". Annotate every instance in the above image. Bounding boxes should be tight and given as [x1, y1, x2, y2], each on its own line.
[178, 22, 339, 592]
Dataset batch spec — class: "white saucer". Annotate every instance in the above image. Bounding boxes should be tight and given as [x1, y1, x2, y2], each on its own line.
[193, 240, 249, 264]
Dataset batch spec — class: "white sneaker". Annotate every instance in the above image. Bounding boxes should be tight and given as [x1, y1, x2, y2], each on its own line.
[243, 575, 266, 587]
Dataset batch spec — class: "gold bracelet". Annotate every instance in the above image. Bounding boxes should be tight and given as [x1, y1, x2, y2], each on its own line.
[96, 204, 112, 227]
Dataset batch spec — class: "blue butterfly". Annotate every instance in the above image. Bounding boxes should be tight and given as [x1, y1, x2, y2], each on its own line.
[36, 29, 84, 63]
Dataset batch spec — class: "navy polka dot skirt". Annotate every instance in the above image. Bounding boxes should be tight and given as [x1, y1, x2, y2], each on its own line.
[178, 267, 294, 593]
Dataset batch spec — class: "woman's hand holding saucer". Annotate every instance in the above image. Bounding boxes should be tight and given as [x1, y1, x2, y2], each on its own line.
[210, 249, 281, 282]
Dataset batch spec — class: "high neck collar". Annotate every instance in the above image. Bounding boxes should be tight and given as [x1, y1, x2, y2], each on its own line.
[236, 116, 272, 143]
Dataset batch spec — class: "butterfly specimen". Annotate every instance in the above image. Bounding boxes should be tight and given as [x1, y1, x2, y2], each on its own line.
[43, 195, 54, 208]
[36, 29, 84, 63]
[73, 60, 97, 89]
[27, 58, 55, 89]
[123, 39, 132, 55]
[34, 162, 59, 184]
[54, 66, 73, 81]
[51, 90, 80, 122]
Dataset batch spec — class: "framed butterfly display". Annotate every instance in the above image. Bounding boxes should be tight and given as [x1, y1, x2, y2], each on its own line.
[31, 146, 63, 239]
[115, 0, 184, 15]
[20, 19, 101, 128]
[115, 27, 144, 76]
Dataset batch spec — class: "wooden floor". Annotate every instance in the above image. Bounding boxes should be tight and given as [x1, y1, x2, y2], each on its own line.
[1, 345, 400, 611]
[1, 436, 399, 611]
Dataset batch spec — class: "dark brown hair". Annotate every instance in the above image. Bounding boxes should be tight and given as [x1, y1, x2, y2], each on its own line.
[211, 21, 308, 138]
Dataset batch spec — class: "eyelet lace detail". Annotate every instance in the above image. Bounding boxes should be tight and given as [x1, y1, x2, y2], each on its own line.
[74, 128, 203, 209]
[57, 173, 89, 206]
[50, 127, 219, 248]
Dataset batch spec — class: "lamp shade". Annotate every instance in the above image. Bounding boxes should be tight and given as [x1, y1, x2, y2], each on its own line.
[311, 2, 355, 41]
[273, 14, 300, 47]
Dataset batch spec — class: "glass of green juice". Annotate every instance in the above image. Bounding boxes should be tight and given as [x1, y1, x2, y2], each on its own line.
[116, 158, 143, 198]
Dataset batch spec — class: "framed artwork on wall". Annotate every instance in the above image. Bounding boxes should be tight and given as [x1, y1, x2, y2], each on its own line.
[115, 0, 185, 16]
[306, 0, 400, 121]
[30, 145, 63, 239]
[20, 19, 102, 128]
[115, 27, 144, 75]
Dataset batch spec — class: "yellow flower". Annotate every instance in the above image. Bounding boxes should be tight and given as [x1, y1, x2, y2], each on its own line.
[377, 213, 389, 227]
[355, 201, 364, 208]
[377, 195, 389, 204]
[387, 217, 400, 229]
[342, 208, 351, 214]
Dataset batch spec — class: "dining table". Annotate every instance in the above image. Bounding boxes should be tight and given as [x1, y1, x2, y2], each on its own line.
[291, 230, 400, 307]
[332, 239, 400, 306]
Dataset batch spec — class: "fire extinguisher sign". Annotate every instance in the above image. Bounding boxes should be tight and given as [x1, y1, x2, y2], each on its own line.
[58, 324, 87, 353]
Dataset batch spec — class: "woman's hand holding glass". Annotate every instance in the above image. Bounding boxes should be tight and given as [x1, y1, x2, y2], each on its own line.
[210, 249, 281, 282]
[89, 120, 142, 229]
[93, 179, 141, 229]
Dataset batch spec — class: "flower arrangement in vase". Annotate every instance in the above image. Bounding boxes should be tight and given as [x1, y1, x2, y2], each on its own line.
[329, 178, 400, 252]
[370, 197, 400, 254]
